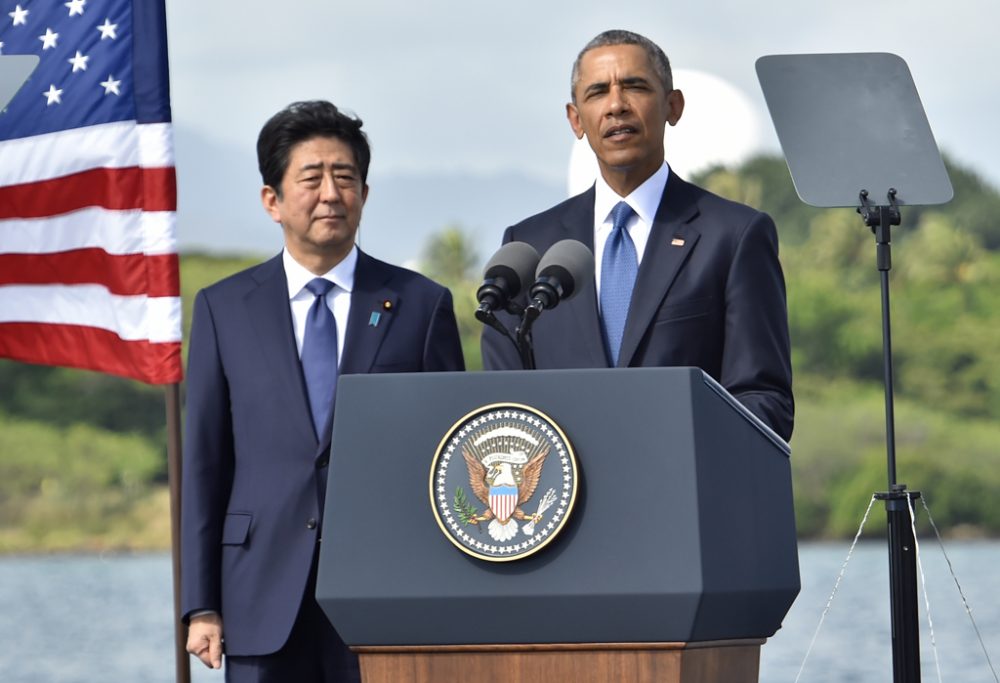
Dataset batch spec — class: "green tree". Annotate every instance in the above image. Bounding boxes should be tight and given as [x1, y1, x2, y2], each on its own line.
[694, 155, 826, 245]
[0, 415, 164, 551]
[918, 156, 1000, 250]
[416, 225, 483, 369]
[419, 225, 479, 285]
[898, 212, 986, 286]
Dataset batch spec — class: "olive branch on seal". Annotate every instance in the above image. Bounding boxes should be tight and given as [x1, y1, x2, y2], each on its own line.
[453, 487, 481, 529]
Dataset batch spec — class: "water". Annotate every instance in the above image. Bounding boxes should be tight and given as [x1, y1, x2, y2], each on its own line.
[0, 542, 997, 682]
[764, 540, 1000, 683]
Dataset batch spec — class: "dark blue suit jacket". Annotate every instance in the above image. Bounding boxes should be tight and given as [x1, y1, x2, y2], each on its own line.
[482, 173, 793, 440]
[181, 249, 464, 656]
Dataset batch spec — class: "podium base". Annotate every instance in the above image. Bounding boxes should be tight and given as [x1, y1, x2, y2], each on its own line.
[355, 639, 763, 683]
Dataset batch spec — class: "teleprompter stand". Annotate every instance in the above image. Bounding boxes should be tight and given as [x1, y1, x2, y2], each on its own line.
[757, 52, 954, 683]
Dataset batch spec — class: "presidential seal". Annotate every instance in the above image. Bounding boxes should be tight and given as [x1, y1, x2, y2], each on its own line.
[430, 403, 578, 562]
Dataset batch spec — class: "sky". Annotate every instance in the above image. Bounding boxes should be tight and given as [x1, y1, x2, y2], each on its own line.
[162, 0, 999, 265]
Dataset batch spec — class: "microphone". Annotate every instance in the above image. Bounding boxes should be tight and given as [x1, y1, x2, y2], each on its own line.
[476, 241, 540, 315]
[528, 239, 595, 312]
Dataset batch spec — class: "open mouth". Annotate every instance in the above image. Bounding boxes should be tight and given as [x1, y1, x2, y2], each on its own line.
[604, 125, 638, 139]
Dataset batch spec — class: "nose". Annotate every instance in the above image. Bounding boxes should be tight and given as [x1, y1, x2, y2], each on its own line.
[607, 84, 629, 116]
[319, 173, 342, 203]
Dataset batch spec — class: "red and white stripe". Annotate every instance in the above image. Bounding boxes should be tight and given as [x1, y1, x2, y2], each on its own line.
[490, 489, 518, 524]
[0, 121, 182, 384]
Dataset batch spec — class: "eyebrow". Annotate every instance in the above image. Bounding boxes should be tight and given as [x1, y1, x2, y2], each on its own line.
[583, 75, 653, 97]
[297, 161, 357, 173]
[620, 76, 652, 88]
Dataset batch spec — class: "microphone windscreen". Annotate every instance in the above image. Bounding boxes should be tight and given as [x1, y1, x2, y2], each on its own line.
[535, 239, 595, 300]
[483, 241, 540, 298]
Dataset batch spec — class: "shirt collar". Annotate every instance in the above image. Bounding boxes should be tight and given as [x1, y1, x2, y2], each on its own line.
[594, 161, 671, 226]
[283, 246, 358, 299]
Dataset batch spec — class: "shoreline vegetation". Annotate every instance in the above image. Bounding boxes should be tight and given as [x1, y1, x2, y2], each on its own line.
[2, 153, 999, 554]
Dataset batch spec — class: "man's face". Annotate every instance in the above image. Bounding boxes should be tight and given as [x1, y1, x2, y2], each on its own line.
[567, 44, 683, 190]
[261, 135, 368, 270]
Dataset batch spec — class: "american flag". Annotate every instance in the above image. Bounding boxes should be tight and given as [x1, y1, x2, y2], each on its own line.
[0, 0, 182, 384]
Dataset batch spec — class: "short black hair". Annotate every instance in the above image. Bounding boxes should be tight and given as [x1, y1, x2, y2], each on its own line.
[256, 100, 371, 195]
[571, 30, 673, 103]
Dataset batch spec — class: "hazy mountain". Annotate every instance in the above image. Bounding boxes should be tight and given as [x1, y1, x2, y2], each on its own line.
[173, 126, 566, 268]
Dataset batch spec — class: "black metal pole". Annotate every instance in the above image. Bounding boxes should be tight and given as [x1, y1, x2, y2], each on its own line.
[515, 305, 540, 370]
[875, 204, 899, 488]
[878, 489, 922, 682]
[863, 192, 921, 682]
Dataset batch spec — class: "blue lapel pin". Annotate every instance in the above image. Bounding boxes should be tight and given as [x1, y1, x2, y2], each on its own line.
[370, 299, 393, 326]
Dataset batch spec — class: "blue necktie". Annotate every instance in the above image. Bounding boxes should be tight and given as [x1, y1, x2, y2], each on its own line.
[600, 201, 638, 366]
[301, 278, 338, 437]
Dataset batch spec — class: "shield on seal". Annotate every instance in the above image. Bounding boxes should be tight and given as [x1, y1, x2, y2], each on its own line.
[489, 485, 518, 523]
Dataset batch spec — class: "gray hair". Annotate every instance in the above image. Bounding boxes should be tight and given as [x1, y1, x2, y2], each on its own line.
[570, 30, 673, 103]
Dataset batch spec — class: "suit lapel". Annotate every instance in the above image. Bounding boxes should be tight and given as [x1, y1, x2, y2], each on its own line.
[618, 172, 702, 367]
[244, 255, 316, 443]
[319, 251, 396, 456]
[340, 250, 396, 376]
[558, 189, 609, 367]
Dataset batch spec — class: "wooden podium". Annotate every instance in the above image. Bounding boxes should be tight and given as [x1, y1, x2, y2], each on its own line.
[356, 640, 764, 683]
[317, 368, 799, 683]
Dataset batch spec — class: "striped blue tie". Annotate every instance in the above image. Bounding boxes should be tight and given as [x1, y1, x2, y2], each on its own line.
[600, 201, 637, 366]
[301, 278, 338, 437]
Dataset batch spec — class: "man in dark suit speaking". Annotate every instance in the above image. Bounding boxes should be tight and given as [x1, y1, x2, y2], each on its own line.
[181, 101, 465, 681]
[482, 29, 793, 441]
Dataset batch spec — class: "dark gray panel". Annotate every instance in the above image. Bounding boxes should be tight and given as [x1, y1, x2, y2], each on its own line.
[317, 367, 799, 645]
[756, 53, 953, 208]
[691, 379, 800, 640]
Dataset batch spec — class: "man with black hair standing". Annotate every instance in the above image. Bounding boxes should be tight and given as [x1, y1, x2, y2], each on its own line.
[182, 100, 464, 681]
[482, 30, 793, 441]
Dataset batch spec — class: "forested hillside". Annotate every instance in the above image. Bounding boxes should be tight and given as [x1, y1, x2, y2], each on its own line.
[693, 155, 1000, 537]
[2, 155, 998, 551]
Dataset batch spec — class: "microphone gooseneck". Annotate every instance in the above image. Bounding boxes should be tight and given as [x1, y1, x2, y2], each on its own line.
[474, 238, 594, 371]
[516, 240, 595, 369]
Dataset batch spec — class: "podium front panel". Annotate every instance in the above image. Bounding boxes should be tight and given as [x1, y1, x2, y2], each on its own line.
[317, 367, 798, 645]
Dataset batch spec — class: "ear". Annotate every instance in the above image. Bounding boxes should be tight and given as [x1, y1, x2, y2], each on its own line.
[666, 89, 685, 127]
[566, 102, 585, 139]
[261, 185, 282, 224]
[361, 183, 369, 204]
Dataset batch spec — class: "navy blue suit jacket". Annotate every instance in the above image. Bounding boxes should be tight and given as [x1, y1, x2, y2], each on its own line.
[482, 173, 793, 440]
[181, 249, 464, 656]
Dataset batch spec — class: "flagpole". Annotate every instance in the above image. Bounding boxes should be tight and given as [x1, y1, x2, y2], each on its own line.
[165, 383, 192, 683]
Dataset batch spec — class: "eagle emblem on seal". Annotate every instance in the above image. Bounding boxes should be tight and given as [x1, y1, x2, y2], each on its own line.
[462, 439, 550, 542]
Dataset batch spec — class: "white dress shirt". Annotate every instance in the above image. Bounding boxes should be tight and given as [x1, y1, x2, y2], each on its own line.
[282, 247, 356, 365]
[593, 161, 671, 304]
